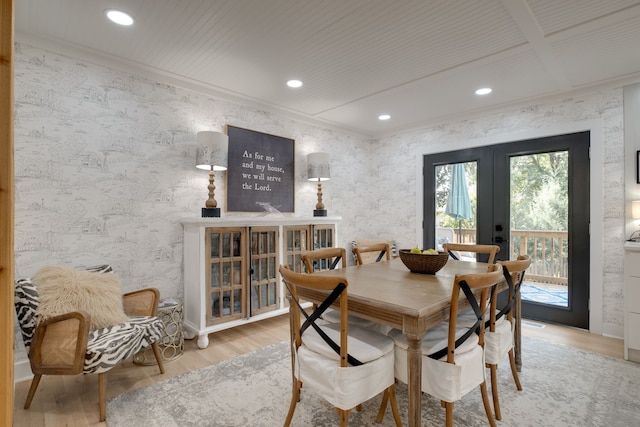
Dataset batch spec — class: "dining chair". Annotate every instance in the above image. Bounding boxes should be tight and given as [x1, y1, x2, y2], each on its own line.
[443, 243, 500, 330]
[279, 265, 403, 427]
[352, 241, 391, 265]
[300, 248, 374, 328]
[301, 247, 347, 273]
[386, 263, 503, 427]
[485, 255, 531, 420]
[442, 243, 500, 264]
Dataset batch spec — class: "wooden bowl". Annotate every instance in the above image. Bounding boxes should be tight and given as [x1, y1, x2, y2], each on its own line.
[399, 249, 449, 274]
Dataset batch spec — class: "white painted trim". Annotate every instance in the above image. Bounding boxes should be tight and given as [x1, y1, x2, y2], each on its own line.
[14, 359, 32, 384]
[415, 120, 605, 334]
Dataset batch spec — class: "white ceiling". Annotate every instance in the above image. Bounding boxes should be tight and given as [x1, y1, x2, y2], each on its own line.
[14, 0, 640, 137]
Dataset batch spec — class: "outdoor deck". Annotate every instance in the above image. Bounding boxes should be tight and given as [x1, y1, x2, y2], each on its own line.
[439, 228, 569, 306]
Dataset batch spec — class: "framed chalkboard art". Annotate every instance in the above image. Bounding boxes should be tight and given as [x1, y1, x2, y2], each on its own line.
[226, 125, 295, 213]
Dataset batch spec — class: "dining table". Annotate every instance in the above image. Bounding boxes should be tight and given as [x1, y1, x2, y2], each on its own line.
[301, 257, 510, 427]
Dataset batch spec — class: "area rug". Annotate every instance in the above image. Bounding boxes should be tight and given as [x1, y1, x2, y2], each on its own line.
[107, 336, 640, 426]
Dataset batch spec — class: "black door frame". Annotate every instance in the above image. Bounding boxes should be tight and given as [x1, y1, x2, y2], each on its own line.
[423, 131, 590, 329]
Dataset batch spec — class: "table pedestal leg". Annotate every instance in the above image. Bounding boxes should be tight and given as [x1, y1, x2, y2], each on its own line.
[407, 336, 423, 427]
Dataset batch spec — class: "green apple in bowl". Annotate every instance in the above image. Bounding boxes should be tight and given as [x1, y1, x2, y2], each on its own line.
[409, 247, 422, 254]
[422, 249, 439, 255]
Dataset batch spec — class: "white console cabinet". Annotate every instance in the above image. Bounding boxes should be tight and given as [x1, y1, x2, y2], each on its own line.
[181, 216, 339, 348]
[624, 241, 640, 362]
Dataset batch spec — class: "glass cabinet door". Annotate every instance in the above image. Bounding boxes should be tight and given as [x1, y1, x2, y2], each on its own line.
[283, 226, 310, 272]
[249, 227, 279, 316]
[205, 227, 245, 325]
[313, 224, 334, 250]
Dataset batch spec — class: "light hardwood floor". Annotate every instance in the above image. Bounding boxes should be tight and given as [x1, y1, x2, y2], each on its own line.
[12, 315, 624, 427]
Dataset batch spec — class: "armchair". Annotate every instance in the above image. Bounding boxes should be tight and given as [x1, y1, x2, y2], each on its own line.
[14, 265, 165, 422]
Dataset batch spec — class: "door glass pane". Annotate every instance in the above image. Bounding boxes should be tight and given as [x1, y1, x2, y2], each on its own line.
[510, 151, 569, 308]
[434, 162, 477, 250]
[210, 264, 220, 289]
[210, 233, 219, 258]
[268, 231, 275, 252]
[222, 233, 231, 257]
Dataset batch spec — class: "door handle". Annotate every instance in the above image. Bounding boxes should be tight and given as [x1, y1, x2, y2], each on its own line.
[495, 236, 508, 244]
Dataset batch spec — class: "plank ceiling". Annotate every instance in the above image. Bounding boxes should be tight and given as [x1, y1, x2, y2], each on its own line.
[14, 0, 640, 136]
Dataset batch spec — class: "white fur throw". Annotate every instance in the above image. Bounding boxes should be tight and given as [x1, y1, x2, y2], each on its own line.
[33, 265, 129, 330]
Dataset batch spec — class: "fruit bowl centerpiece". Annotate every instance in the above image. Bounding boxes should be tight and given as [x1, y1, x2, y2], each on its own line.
[399, 248, 449, 274]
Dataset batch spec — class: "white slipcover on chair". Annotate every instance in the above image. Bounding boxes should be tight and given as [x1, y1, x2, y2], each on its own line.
[280, 265, 402, 427]
[387, 264, 503, 427]
[484, 255, 531, 420]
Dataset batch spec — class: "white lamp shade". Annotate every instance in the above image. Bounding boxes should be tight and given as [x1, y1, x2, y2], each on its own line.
[307, 152, 330, 181]
[196, 131, 228, 171]
[632, 201, 640, 219]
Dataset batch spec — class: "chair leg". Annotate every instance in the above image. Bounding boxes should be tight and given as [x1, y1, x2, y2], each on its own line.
[283, 379, 302, 427]
[375, 388, 390, 423]
[508, 349, 522, 390]
[479, 381, 497, 427]
[375, 386, 402, 426]
[444, 401, 454, 427]
[489, 364, 501, 420]
[151, 342, 165, 374]
[23, 373, 42, 409]
[389, 386, 403, 427]
[338, 408, 349, 427]
[98, 372, 107, 422]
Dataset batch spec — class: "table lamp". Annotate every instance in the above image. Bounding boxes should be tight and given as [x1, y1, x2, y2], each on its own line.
[307, 152, 330, 217]
[196, 131, 228, 217]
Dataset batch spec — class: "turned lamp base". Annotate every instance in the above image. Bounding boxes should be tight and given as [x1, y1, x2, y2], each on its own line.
[202, 207, 221, 217]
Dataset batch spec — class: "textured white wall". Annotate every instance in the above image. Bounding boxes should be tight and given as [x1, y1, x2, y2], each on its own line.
[13, 41, 373, 286]
[13, 40, 629, 365]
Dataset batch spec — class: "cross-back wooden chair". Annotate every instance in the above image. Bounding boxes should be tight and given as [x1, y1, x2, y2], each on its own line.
[301, 247, 346, 273]
[352, 242, 391, 265]
[443, 243, 500, 264]
[280, 265, 402, 427]
[386, 263, 503, 427]
[300, 247, 374, 328]
[485, 255, 531, 420]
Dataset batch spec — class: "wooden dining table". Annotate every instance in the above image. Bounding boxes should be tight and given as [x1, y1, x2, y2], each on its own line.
[300, 257, 510, 427]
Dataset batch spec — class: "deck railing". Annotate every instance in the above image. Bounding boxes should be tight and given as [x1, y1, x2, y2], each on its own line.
[447, 228, 568, 286]
[511, 230, 568, 285]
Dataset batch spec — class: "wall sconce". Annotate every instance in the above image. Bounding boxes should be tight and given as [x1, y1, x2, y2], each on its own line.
[307, 152, 330, 217]
[196, 131, 228, 217]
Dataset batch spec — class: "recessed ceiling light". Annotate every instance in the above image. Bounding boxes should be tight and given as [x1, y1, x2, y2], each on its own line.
[475, 87, 492, 95]
[287, 80, 303, 88]
[378, 114, 391, 121]
[105, 10, 135, 26]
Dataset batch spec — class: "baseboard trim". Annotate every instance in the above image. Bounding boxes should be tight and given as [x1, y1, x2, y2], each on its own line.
[14, 359, 33, 384]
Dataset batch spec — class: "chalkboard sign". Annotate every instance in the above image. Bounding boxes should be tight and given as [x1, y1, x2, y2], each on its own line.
[226, 125, 295, 213]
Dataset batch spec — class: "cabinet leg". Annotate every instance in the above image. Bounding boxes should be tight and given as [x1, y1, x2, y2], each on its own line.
[197, 334, 209, 349]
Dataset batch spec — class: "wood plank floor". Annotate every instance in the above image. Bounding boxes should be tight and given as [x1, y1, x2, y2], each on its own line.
[12, 315, 624, 427]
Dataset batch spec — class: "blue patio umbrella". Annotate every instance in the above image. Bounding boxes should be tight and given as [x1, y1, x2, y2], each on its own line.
[445, 163, 472, 243]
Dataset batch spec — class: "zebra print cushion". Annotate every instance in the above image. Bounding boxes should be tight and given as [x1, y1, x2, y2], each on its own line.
[15, 278, 39, 353]
[15, 264, 163, 374]
[85, 316, 163, 374]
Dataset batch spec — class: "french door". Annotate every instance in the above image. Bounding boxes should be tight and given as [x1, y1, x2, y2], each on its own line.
[423, 132, 590, 329]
